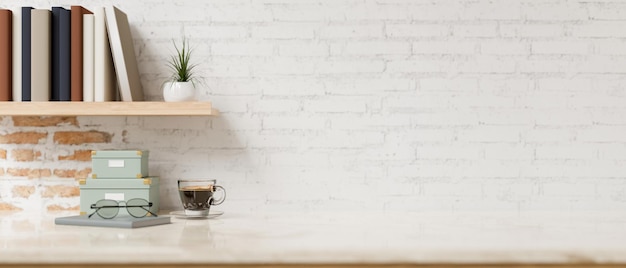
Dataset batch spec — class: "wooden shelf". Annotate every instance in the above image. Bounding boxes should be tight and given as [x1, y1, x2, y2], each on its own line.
[0, 101, 218, 116]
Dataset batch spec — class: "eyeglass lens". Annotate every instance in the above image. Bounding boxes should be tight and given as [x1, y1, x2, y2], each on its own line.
[95, 199, 119, 219]
[126, 198, 151, 218]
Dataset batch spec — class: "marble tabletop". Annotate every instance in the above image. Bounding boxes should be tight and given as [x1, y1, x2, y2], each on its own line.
[2, 210, 626, 265]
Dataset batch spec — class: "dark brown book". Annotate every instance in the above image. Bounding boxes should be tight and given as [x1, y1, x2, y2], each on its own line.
[70, 6, 92, 101]
[0, 9, 12, 101]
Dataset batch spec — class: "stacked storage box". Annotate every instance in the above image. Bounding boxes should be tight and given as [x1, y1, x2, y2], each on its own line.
[79, 150, 159, 216]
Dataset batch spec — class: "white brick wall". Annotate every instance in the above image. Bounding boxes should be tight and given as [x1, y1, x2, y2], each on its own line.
[3, 0, 626, 213]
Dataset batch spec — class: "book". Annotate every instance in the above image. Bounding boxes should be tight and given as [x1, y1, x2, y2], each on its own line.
[83, 13, 94, 102]
[71, 6, 93, 101]
[106, 5, 143, 102]
[55, 215, 171, 228]
[30, 9, 50, 102]
[94, 7, 117, 102]
[0, 9, 11, 101]
[12, 7, 22, 102]
[51, 7, 71, 101]
[12, 7, 21, 102]
[21, 7, 32, 101]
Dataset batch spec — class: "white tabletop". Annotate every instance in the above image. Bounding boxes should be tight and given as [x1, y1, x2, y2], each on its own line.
[2, 210, 626, 265]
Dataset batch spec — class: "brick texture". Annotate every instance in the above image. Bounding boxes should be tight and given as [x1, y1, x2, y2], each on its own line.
[46, 205, 80, 211]
[0, 203, 22, 211]
[42, 185, 80, 198]
[53, 168, 92, 179]
[12, 186, 36, 198]
[0, 132, 46, 144]
[53, 131, 111, 145]
[2, 0, 626, 213]
[58, 150, 92, 161]
[11, 149, 42, 162]
[7, 168, 52, 179]
[12, 116, 78, 127]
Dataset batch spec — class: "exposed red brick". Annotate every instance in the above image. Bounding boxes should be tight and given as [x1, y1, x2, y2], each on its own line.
[12, 116, 78, 127]
[7, 168, 52, 179]
[42, 185, 80, 198]
[77, 168, 92, 179]
[0, 149, 6, 159]
[53, 131, 111, 145]
[46, 204, 80, 211]
[58, 150, 92, 161]
[0, 132, 47, 144]
[0, 203, 22, 211]
[11, 149, 42, 162]
[12, 185, 35, 198]
[53, 168, 92, 179]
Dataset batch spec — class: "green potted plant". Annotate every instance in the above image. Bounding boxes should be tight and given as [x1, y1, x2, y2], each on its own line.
[163, 38, 198, 102]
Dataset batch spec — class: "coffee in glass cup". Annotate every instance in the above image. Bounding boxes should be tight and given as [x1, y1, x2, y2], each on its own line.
[178, 179, 226, 216]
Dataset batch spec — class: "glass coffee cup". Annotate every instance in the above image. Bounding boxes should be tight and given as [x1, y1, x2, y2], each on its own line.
[178, 179, 226, 216]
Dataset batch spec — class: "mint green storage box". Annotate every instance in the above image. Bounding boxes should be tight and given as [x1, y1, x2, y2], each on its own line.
[92, 150, 149, 179]
[79, 177, 160, 216]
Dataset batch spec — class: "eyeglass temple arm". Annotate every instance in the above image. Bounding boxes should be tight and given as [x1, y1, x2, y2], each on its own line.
[139, 206, 158, 217]
[87, 207, 101, 218]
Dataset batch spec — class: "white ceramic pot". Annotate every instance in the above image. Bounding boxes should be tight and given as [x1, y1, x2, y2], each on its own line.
[162, 81, 196, 102]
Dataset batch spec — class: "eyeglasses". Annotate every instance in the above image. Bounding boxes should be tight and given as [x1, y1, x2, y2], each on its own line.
[89, 198, 158, 219]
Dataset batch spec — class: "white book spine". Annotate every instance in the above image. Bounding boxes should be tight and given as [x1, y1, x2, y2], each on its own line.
[30, 9, 50, 102]
[94, 7, 115, 102]
[94, 7, 104, 102]
[12, 7, 21, 102]
[83, 13, 94, 102]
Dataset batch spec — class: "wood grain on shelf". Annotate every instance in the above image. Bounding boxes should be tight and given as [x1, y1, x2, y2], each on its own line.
[0, 101, 217, 116]
[1, 264, 622, 268]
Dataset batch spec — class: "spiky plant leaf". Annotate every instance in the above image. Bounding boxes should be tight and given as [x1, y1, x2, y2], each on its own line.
[168, 38, 198, 83]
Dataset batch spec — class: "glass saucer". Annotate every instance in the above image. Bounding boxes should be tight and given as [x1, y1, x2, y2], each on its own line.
[169, 210, 224, 219]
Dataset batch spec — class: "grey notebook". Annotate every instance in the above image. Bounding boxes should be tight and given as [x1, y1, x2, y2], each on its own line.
[55, 215, 170, 228]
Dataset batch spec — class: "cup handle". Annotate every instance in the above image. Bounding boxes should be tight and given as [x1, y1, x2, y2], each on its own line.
[211, 185, 226, 205]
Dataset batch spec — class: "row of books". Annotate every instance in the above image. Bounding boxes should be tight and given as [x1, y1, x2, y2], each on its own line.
[0, 5, 144, 102]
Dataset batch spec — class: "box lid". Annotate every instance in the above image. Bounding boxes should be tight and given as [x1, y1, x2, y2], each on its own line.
[79, 177, 159, 189]
[92, 150, 149, 159]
